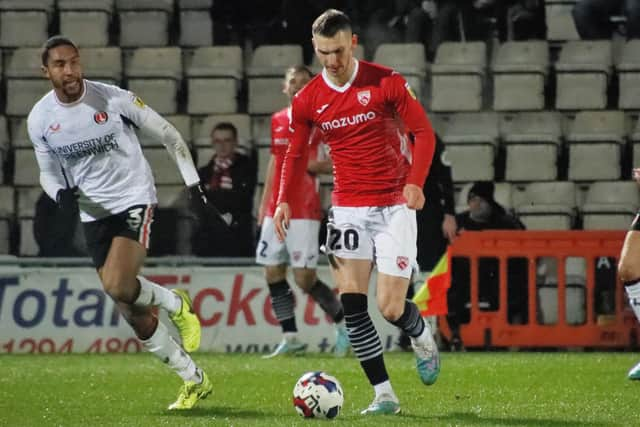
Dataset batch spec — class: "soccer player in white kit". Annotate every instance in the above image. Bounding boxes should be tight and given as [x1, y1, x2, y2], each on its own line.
[274, 10, 440, 415]
[256, 65, 349, 358]
[27, 36, 212, 410]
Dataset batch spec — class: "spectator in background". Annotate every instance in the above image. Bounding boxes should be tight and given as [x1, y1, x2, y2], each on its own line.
[190, 122, 257, 257]
[33, 191, 86, 257]
[448, 181, 526, 350]
[573, 0, 640, 40]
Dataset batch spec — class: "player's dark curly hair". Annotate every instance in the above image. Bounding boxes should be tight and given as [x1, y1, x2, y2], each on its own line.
[312, 9, 352, 37]
[41, 35, 78, 66]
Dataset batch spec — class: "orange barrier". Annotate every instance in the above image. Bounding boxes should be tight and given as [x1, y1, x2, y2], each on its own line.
[438, 230, 640, 349]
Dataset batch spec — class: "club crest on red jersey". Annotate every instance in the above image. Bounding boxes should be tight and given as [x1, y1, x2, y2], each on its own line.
[396, 256, 409, 270]
[93, 111, 109, 125]
[357, 90, 371, 106]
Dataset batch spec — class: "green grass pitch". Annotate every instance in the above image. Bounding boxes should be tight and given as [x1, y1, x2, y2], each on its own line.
[1, 352, 639, 426]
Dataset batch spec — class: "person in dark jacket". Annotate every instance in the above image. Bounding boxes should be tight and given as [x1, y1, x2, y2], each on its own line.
[191, 122, 257, 257]
[449, 181, 526, 350]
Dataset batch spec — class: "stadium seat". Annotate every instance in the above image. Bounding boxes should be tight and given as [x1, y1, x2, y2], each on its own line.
[430, 42, 486, 112]
[0, 117, 8, 182]
[455, 182, 512, 214]
[116, 0, 174, 47]
[555, 40, 613, 110]
[80, 47, 122, 84]
[58, 0, 114, 47]
[17, 186, 42, 218]
[501, 112, 563, 182]
[616, 40, 640, 110]
[440, 112, 499, 182]
[9, 117, 30, 147]
[143, 148, 183, 184]
[248, 78, 289, 115]
[251, 114, 272, 145]
[0, 219, 9, 254]
[566, 111, 626, 181]
[544, 0, 580, 42]
[13, 149, 40, 186]
[0, 186, 15, 218]
[257, 145, 271, 184]
[311, 44, 365, 74]
[629, 117, 640, 167]
[184, 46, 243, 114]
[195, 147, 214, 168]
[492, 41, 549, 111]
[373, 43, 427, 100]
[137, 115, 191, 147]
[247, 45, 303, 78]
[0, 0, 54, 47]
[192, 114, 251, 148]
[178, 0, 213, 47]
[19, 218, 38, 256]
[5, 48, 52, 116]
[512, 181, 577, 230]
[125, 47, 182, 114]
[156, 184, 188, 208]
[581, 181, 639, 229]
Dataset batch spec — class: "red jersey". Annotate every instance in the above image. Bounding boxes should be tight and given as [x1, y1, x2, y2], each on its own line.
[266, 107, 324, 220]
[277, 60, 435, 207]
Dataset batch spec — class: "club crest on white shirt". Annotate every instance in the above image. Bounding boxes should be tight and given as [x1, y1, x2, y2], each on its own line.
[357, 90, 370, 106]
[93, 111, 109, 125]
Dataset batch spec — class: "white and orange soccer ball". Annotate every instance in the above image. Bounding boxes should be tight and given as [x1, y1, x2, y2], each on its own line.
[292, 371, 344, 419]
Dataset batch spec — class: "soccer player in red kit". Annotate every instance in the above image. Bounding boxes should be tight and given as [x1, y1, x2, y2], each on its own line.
[273, 9, 439, 415]
[257, 65, 350, 358]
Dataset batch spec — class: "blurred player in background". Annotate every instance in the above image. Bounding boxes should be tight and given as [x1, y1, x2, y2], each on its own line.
[273, 9, 439, 415]
[617, 167, 640, 380]
[257, 65, 350, 358]
[27, 36, 214, 410]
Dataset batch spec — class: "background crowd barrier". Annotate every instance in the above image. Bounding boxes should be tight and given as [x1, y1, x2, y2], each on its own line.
[439, 230, 639, 349]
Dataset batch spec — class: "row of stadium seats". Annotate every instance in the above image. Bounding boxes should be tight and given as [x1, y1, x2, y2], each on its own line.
[3, 38, 640, 116]
[1, 179, 636, 255]
[3, 109, 639, 185]
[0, 0, 214, 48]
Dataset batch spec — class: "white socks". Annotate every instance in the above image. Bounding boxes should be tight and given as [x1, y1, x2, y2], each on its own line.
[135, 275, 182, 314]
[373, 380, 397, 400]
[142, 321, 202, 383]
[626, 282, 640, 322]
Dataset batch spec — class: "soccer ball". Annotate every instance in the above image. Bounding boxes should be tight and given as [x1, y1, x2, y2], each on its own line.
[292, 371, 344, 419]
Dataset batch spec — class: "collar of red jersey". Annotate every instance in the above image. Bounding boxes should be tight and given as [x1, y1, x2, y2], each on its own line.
[321, 59, 359, 93]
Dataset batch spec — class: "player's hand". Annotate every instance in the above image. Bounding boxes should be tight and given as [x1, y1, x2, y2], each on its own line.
[56, 186, 79, 215]
[189, 184, 233, 226]
[273, 203, 291, 242]
[403, 184, 425, 210]
[442, 213, 458, 243]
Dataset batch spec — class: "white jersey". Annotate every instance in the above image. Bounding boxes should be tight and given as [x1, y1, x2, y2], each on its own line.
[27, 80, 157, 222]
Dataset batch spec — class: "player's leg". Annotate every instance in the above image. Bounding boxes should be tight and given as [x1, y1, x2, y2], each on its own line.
[617, 227, 640, 379]
[290, 219, 348, 356]
[257, 217, 305, 358]
[292, 266, 349, 356]
[374, 204, 440, 387]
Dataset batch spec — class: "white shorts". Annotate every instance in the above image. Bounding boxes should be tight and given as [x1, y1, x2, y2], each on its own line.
[326, 205, 417, 279]
[256, 216, 320, 268]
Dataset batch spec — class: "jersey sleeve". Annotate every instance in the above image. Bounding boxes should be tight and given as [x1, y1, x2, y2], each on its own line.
[27, 109, 68, 199]
[108, 85, 151, 127]
[276, 93, 313, 205]
[384, 72, 435, 188]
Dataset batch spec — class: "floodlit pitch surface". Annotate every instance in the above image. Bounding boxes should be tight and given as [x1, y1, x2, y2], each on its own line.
[1, 352, 638, 426]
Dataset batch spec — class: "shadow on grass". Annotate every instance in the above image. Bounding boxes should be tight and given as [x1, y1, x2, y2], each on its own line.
[398, 411, 613, 427]
[161, 406, 277, 419]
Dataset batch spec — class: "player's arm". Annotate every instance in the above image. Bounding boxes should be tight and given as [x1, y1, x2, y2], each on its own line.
[386, 73, 436, 209]
[273, 96, 313, 241]
[258, 154, 275, 225]
[307, 134, 332, 175]
[27, 115, 69, 201]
